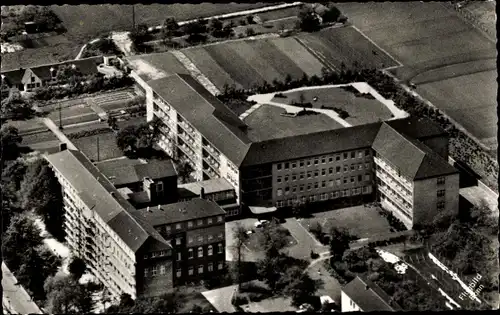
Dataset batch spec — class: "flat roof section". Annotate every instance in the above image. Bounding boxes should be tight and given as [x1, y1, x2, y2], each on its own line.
[243, 104, 344, 142]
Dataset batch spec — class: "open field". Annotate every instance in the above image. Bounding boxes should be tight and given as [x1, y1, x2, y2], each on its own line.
[335, 1, 497, 151]
[417, 69, 497, 145]
[243, 104, 343, 142]
[299, 205, 392, 239]
[1, 43, 80, 71]
[274, 86, 393, 126]
[296, 26, 399, 71]
[72, 131, 123, 162]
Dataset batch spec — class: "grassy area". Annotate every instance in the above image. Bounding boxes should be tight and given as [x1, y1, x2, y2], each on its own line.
[21, 131, 58, 144]
[299, 205, 393, 239]
[336, 1, 496, 149]
[245, 225, 298, 252]
[71, 131, 123, 162]
[274, 85, 394, 125]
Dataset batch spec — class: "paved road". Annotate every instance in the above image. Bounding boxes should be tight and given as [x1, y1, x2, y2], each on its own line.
[2, 263, 43, 314]
[283, 218, 328, 260]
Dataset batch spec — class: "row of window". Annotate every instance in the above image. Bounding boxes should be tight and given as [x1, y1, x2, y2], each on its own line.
[277, 175, 371, 196]
[277, 164, 371, 182]
[144, 264, 169, 277]
[183, 243, 224, 259]
[176, 262, 224, 278]
[144, 250, 172, 260]
[376, 167, 412, 197]
[378, 183, 412, 209]
[437, 201, 446, 210]
[158, 216, 224, 234]
[174, 233, 224, 246]
[276, 150, 371, 171]
[276, 186, 371, 207]
[437, 177, 446, 185]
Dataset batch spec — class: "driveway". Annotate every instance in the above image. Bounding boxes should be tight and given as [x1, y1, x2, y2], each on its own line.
[282, 218, 329, 260]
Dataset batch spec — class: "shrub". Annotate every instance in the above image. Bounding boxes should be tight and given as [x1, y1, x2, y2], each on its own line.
[274, 93, 287, 98]
[66, 127, 111, 139]
[246, 27, 255, 36]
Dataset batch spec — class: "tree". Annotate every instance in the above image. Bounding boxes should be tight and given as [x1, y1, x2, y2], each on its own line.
[210, 18, 224, 36]
[68, 257, 87, 280]
[321, 6, 341, 23]
[184, 19, 207, 43]
[1, 92, 36, 121]
[161, 17, 179, 46]
[257, 221, 288, 257]
[175, 159, 193, 184]
[0, 125, 23, 160]
[19, 159, 65, 242]
[44, 275, 96, 314]
[129, 23, 150, 51]
[2, 213, 44, 271]
[232, 223, 248, 289]
[116, 125, 139, 153]
[281, 266, 323, 307]
[298, 9, 321, 32]
[329, 227, 352, 261]
[107, 116, 118, 130]
[246, 27, 255, 36]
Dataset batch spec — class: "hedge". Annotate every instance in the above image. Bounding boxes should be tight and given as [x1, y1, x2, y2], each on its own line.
[66, 127, 112, 140]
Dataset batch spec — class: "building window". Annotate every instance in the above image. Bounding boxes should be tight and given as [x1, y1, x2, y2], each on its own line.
[358, 175, 363, 182]
[314, 182, 319, 189]
[350, 165, 355, 171]
[314, 158, 319, 165]
[307, 160, 312, 166]
[292, 175, 297, 181]
[343, 178, 348, 184]
[217, 216, 223, 222]
[188, 221, 193, 228]
[197, 219, 203, 226]
[321, 169, 326, 176]
[343, 153, 348, 160]
[208, 218, 213, 224]
[152, 252, 157, 258]
[198, 247, 203, 258]
[322, 181, 326, 188]
[328, 180, 334, 187]
[176, 223, 181, 229]
[329, 167, 333, 174]
[144, 268, 149, 277]
[351, 152, 355, 159]
[160, 265, 165, 275]
[156, 182, 164, 192]
[437, 201, 445, 210]
[277, 189, 283, 197]
[307, 184, 312, 191]
[177, 252, 182, 260]
[218, 243, 223, 254]
[299, 161, 304, 167]
[144, 254, 148, 260]
[292, 162, 297, 168]
[176, 269, 182, 278]
[284, 162, 290, 169]
[358, 151, 363, 158]
[314, 170, 319, 177]
[208, 245, 213, 256]
[365, 149, 370, 156]
[198, 265, 204, 274]
[218, 262, 223, 270]
[277, 163, 282, 170]
[188, 267, 194, 275]
[363, 186, 370, 193]
[189, 248, 194, 259]
[188, 236, 193, 243]
[284, 175, 290, 182]
[166, 225, 171, 232]
[176, 237, 182, 245]
[365, 174, 370, 181]
[277, 176, 282, 183]
[152, 266, 157, 276]
[300, 172, 305, 180]
[365, 162, 370, 169]
[437, 190, 446, 198]
[208, 234, 213, 241]
[343, 165, 348, 172]
[437, 177, 445, 185]
[307, 171, 312, 178]
[321, 157, 326, 164]
[329, 156, 333, 162]
[208, 263, 214, 272]
[292, 186, 297, 193]
[198, 235, 203, 242]
[299, 185, 304, 192]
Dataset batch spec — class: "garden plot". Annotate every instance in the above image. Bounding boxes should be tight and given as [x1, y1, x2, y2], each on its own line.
[270, 37, 325, 77]
[297, 26, 400, 70]
[72, 131, 123, 162]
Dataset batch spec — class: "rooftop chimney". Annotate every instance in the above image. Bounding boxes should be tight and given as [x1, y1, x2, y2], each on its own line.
[110, 192, 116, 198]
[365, 285, 370, 290]
[59, 142, 67, 151]
[147, 206, 152, 212]
[200, 187, 205, 199]
[158, 204, 161, 211]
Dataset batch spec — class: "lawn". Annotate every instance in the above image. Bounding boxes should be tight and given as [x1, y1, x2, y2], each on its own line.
[300, 205, 393, 239]
[72, 131, 123, 162]
[245, 225, 298, 252]
[242, 296, 297, 313]
[335, 1, 496, 149]
[46, 104, 95, 119]
[21, 131, 58, 145]
[417, 70, 497, 145]
[243, 104, 343, 142]
[297, 26, 399, 70]
[274, 85, 393, 125]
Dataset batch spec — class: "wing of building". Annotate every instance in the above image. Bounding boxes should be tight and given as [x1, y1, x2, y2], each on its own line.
[341, 276, 403, 312]
[137, 71, 459, 229]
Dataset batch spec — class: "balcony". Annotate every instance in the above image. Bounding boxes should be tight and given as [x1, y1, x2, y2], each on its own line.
[379, 185, 412, 216]
[203, 155, 220, 169]
[203, 143, 220, 160]
[374, 157, 412, 191]
[377, 172, 413, 204]
[178, 131, 198, 150]
[203, 167, 219, 179]
[177, 142, 197, 160]
[153, 97, 170, 111]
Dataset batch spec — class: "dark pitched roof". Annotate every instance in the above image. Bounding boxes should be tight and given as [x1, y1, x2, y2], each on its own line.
[387, 116, 447, 140]
[147, 74, 252, 166]
[95, 158, 176, 187]
[1, 56, 103, 85]
[135, 198, 226, 226]
[241, 122, 381, 167]
[134, 159, 177, 179]
[372, 123, 457, 180]
[343, 277, 402, 312]
[1, 70, 24, 86]
[45, 149, 170, 252]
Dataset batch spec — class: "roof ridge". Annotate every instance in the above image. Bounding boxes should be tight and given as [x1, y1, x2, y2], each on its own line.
[67, 149, 153, 246]
[384, 122, 425, 157]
